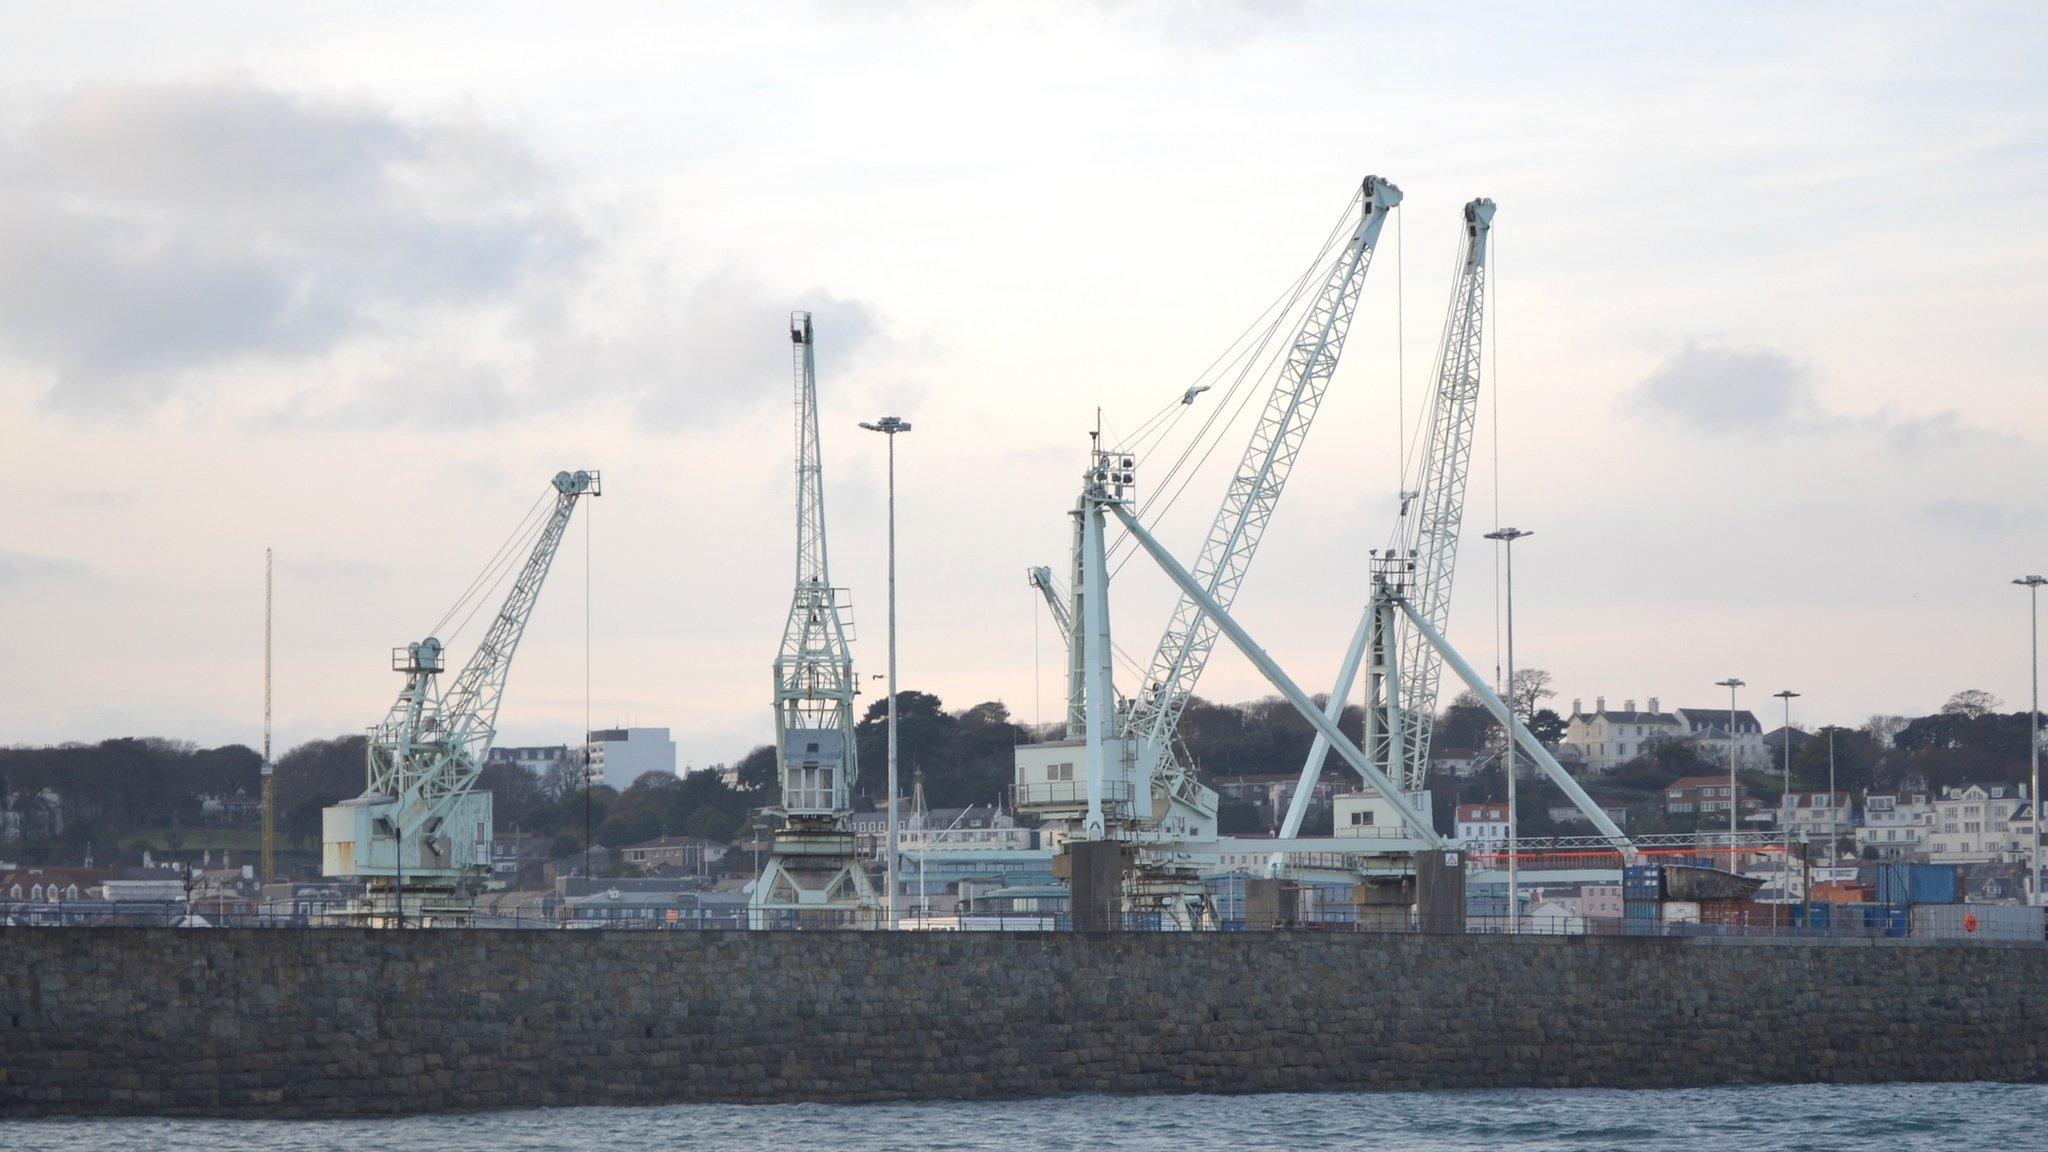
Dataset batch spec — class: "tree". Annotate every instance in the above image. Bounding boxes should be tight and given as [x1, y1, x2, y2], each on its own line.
[734, 744, 777, 794]
[1510, 669, 1556, 721]
[1435, 691, 1496, 753]
[1216, 795, 1264, 835]
[1943, 689, 2003, 719]
[1528, 708, 1566, 746]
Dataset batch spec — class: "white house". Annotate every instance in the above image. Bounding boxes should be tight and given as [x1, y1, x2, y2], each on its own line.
[1671, 706, 1767, 770]
[1564, 697, 1684, 773]
[1779, 791, 1852, 842]
[1924, 783, 2029, 865]
[1856, 791, 1931, 860]
[1455, 802, 1511, 851]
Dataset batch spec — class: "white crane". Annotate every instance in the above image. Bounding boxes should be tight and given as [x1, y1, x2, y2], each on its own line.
[1123, 175, 1403, 821]
[323, 469, 599, 925]
[1392, 198, 1496, 791]
[1275, 199, 1494, 854]
[752, 311, 880, 925]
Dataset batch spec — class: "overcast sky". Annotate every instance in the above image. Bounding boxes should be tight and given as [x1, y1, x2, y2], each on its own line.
[2, 2, 2044, 766]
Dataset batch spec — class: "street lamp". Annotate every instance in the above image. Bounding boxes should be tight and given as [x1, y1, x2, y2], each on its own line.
[861, 415, 912, 926]
[2017, 575, 2046, 905]
[1484, 526, 1532, 934]
[1715, 677, 1745, 870]
[1773, 689, 1800, 900]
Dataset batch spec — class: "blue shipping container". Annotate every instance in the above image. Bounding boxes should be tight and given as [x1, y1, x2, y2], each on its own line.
[1877, 863, 1963, 906]
[1624, 899, 1659, 921]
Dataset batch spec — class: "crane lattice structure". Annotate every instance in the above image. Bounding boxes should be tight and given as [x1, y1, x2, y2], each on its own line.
[1122, 176, 1404, 821]
[322, 469, 599, 925]
[752, 312, 880, 926]
[1392, 198, 1496, 792]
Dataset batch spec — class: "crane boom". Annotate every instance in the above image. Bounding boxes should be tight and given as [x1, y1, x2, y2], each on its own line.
[1124, 176, 1403, 794]
[1391, 198, 1494, 791]
[324, 469, 598, 923]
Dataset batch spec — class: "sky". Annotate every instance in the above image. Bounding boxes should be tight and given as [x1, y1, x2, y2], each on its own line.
[1, 2, 2044, 767]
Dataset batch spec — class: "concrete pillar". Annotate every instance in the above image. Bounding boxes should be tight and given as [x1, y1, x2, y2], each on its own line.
[1416, 849, 1467, 934]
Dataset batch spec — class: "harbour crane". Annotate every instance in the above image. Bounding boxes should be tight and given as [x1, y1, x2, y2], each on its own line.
[323, 469, 600, 925]
[1016, 176, 1404, 926]
[1273, 198, 1494, 850]
[751, 311, 881, 925]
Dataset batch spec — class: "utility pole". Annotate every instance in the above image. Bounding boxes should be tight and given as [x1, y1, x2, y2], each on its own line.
[1774, 689, 1799, 901]
[2017, 575, 2046, 905]
[862, 415, 912, 926]
[1485, 527, 1531, 934]
[1715, 678, 1745, 871]
[261, 548, 275, 889]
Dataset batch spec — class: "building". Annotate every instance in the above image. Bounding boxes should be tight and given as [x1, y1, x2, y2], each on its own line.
[1670, 706, 1766, 770]
[1924, 784, 2029, 865]
[1546, 803, 1631, 830]
[1778, 791, 1852, 842]
[1579, 883, 1624, 921]
[1565, 697, 1684, 773]
[1455, 802, 1511, 851]
[1665, 775, 1741, 817]
[583, 728, 677, 790]
[1212, 772, 1339, 827]
[1857, 790, 1931, 860]
[487, 744, 575, 775]
[197, 790, 262, 824]
[1430, 748, 1485, 778]
[619, 835, 728, 874]
[1332, 786, 1417, 842]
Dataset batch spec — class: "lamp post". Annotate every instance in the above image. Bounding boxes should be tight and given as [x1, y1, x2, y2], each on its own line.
[861, 415, 912, 926]
[2017, 575, 2046, 905]
[1484, 527, 1532, 934]
[1773, 689, 1800, 901]
[1715, 677, 1745, 870]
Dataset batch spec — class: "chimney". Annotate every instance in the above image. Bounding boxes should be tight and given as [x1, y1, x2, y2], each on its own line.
[1648, 696, 1660, 715]
[1625, 699, 1636, 713]
[1572, 697, 1583, 716]
[1595, 696, 1606, 713]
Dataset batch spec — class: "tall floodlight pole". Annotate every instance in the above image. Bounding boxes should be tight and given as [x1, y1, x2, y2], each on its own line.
[862, 416, 912, 925]
[1716, 677, 1745, 869]
[1774, 689, 1800, 899]
[1485, 527, 1531, 933]
[2017, 575, 2046, 905]
[261, 548, 275, 888]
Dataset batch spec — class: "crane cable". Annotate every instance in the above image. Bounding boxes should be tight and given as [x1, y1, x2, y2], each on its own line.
[1105, 190, 1360, 577]
[434, 487, 558, 649]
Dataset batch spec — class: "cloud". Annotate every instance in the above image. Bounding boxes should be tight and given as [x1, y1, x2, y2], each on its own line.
[0, 82, 584, 411]
[1620, 341, 1825, 437]
[0, 81, 887, 429]
[1918, 499, 2038, 536]
[0, 549, 87, 586]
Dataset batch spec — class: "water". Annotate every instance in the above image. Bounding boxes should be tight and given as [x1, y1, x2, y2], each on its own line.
[9, 1083, 2040, 1151]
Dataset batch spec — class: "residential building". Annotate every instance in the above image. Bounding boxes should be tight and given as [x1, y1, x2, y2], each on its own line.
[197, 790, 261, 823]
[1546, 803, 1630, 830]
[1856, 791, 1931, 860]
[1430, 748, 1484, 779]
[1455, 802, 1511, 851]
[1579, 884, 1624, 921]
[1779, 791, 1853, 841]
[619, 835, 728, 874]
[1665, 775, 1741, 817]
[487, 744, 575, 775]
[583, 728, 677, 790]
[1212, 772, 1339, 826]
[1924, 784, 2029, 865]
[1565, 697, 1684, 773]
[1671, 706, 1767, 770]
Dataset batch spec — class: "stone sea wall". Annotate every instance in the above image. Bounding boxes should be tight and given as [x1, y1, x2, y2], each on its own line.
[3, 928, 2044, 1116]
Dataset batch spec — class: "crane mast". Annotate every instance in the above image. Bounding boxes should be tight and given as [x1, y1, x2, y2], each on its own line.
[1389, 198, 1494, 792]
[323, 468, 599, 926]
[752, 312, 880, 925]
[1125, 176, 1403, 806]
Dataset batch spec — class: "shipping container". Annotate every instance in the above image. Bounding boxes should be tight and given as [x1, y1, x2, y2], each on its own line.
[1877, 863, 1964, 906]
[1622, 864, 1664, 901]
[1661, 900, 1701, 924]
[1624, 898, 1659, 921]
[1910, 903, 2044, 941]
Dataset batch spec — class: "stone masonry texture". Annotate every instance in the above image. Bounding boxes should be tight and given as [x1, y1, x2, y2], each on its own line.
[2, 927, 2044, 1117]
